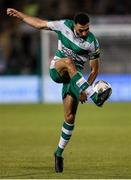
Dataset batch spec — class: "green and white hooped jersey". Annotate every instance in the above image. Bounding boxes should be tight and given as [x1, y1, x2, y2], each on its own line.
[47, 19, 100, 69]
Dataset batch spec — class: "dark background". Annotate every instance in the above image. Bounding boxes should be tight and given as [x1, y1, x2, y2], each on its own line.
[0, 0, 131, 75]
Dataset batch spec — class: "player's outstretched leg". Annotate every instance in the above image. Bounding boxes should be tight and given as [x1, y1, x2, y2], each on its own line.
[54, 121, 74, 173]
[54, 95, 78, 173]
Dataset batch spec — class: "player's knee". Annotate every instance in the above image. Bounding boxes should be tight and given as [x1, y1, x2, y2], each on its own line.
[65, 113, 75, 124]
[64, 58, 74, 66]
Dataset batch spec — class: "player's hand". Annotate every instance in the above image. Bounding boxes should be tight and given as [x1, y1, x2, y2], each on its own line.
[79, 91, 88, 104]
[7, 8, 24, 20]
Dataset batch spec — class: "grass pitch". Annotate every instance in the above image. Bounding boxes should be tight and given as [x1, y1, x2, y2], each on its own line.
[0, 102, 131, 179]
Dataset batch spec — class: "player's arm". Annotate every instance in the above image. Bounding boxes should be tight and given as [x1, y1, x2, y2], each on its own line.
[7, 8, 48, 30]
[87, 58, 99, 85]
[79, 58, 99, 104]
[87, 37, 100, 85]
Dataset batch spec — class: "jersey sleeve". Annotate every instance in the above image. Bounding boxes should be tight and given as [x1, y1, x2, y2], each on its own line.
[47, 20, 64, 31]
[88, 38, 100, 60]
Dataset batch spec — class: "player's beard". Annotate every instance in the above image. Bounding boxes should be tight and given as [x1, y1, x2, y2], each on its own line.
[75, 30, 87, 39]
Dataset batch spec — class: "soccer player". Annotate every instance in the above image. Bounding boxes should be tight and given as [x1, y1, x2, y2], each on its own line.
[7, 8, 110, 173]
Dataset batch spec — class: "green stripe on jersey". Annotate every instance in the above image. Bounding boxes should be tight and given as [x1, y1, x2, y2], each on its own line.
[59, 33, 87, 54]
[64, 19, 74, 30]
[55, 50, 65, 58]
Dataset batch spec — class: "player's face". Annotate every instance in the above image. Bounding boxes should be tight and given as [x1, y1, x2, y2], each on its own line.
[74, 23, 89, 38]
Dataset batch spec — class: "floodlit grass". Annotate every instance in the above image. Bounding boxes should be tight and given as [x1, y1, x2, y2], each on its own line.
[0, 102, 131, 178]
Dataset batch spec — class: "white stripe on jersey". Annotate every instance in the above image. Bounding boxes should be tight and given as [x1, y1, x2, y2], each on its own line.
[48, 20, 95, 52]
[60, 23, 95, 51]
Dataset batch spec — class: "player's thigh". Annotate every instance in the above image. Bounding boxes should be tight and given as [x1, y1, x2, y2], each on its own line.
[55, 58, 76, 76]
[55, 59, 67, 74]
[50, 59, 70, 83]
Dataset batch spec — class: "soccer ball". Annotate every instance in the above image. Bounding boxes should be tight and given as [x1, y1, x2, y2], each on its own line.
[93, 80, 112, 95]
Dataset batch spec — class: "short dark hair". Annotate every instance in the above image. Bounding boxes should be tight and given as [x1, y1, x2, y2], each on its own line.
[74, 12, 90, 25]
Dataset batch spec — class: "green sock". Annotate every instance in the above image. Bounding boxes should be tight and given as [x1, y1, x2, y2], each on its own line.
[55, 121, 74, 157]
[71, 72, 89, 92]
[90, 92, 98, 103]
[55, 146, 64, 157]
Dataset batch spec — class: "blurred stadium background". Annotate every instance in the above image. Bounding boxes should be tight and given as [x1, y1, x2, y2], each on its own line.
[0, 0, 131, 103]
